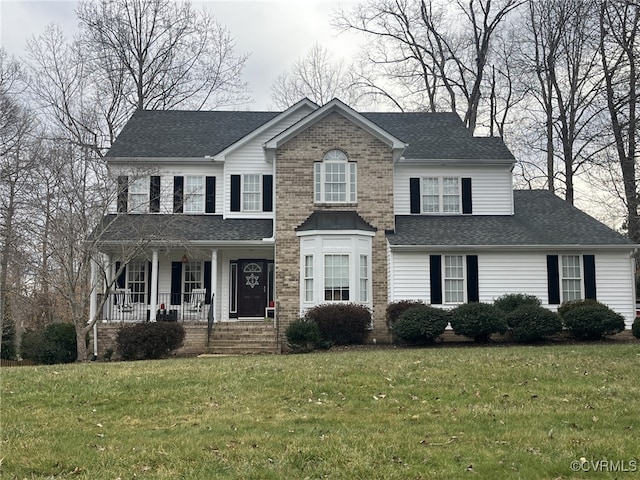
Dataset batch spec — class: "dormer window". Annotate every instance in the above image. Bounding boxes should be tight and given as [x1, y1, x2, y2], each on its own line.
[314, 150, 357, 204]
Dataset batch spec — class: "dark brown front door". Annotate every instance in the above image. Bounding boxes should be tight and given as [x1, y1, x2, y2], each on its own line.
[237, 260, 267, 317]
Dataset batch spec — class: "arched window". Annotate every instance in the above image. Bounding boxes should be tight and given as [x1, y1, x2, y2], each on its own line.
[314, 149, 357, 203]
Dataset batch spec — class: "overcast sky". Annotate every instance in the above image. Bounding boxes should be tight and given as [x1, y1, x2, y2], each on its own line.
[0, 0, 362, 110]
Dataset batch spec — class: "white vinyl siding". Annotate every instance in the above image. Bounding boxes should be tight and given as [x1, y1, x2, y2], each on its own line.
[394, 164, 513, 215]
[389, 250, 635, 327]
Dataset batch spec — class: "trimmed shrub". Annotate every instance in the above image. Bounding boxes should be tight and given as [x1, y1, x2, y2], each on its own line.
[116, 322, 185, 360]
[559, 300, 625, 340]
[20, 323, 77, 364]
[386, 300, 425, 330]
[304, 303, 371, 345]
[393, 305, 449, 344]
[494, 293, 541, 315]
[505, 305, 562, 342]
[450, 302, 507, 342]
[632, 317, 640, 339]
[285, 319, 322, 352]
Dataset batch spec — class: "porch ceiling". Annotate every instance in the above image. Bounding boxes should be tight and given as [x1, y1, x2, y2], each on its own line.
[93, 214, 273, 245]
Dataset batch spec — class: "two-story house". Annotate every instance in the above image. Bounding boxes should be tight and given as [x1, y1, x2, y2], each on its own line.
[90, 98, 637, 355]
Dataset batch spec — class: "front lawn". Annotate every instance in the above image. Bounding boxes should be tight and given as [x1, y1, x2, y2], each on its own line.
[2, 344, 639, 479]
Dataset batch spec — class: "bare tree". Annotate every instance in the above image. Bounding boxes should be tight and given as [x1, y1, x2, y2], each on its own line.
[333, 0, 523, 131]
[271, 43, 361, 109]
[77, 0, 250, 111]
[599, 0, 639, 242]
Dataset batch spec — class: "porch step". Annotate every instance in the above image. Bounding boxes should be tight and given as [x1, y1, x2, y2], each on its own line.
[207, 322, 280, 354]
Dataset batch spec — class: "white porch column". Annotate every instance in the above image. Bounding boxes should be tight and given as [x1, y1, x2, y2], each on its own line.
[149, 249, 159, 322]
[211, 249, 218, 321]
[89, 258, 99, 358]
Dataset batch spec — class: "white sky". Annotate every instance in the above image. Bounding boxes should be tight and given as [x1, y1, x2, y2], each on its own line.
[0, 0, 363, 110]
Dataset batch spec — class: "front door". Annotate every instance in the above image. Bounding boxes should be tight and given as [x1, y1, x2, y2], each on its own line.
[237, 260, 267, 317]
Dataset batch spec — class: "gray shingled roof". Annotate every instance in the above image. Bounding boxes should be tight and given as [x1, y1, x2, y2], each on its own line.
[106, 110, 280, 158]
[106, 108, 514, 161]
[94, 214, 272, 243]
[387, 190, 635, 247]
[296, 210, 376, 232]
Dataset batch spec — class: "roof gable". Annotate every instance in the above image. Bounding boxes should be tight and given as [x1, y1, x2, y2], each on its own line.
[264, 98, 407, 162]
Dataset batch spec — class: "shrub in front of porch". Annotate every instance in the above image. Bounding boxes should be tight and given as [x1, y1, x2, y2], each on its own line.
[392, 305, 449, 345]
[304, 303, 371, 345]
[116, 323, 185, 361]
[285, 319, 323, 353]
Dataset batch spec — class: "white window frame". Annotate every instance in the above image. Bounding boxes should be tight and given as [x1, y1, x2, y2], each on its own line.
[183, 261, 203, 300]
[443, 254, 465, 304]
[128, 177, 149, 213]
[359, 254, 369, 303]
[561, 254, 583, 302]
[184, 176, 204, 213]
[304, 255, 314, 302]
[324, 254, 350, 301]
[314, 150, 357, 204]
[242, 174, 261, 212]
[422, 177, 461, 214]
[127, 261, 147, 303]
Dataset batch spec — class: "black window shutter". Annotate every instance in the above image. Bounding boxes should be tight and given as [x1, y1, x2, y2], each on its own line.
[231, 175, 241, 212]
[117, 176, 128, 213]
[547, 255, 560, 305]
[466, 255, 479, 302]
[173, 176, 184, 213]
[205, 176, 216, 213]
[150, 176, 161, 213]
[430, 255, 442, 305]
[204, 261, 212, 305]
[115, 261, 126, 289]
[171, 262, 183, 305]
[147, 261, 153, 304]
[462, 178, 473, 214]
[583, 255, 597, 299]
[263, 175, 273, 212]
[410, 178, 421, 214]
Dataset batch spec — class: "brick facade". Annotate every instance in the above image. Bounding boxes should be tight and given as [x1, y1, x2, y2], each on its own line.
[275, 112, 394, 343]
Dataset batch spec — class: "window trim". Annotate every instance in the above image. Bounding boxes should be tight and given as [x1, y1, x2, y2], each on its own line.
[128, 177, 149, 213]
[443, 254, 465, 304]
[314, 149, 357, 204]
[184, 176, 205, 213]
[242, 174, 262, 212]
[560, 254, 583, 302]
[422, 177, 461, 214]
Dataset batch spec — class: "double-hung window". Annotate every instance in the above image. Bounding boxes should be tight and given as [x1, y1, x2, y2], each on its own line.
[242, 174, 261, 211]
[184, 261, 202, 301]
[304, 255, 314, 302]
[359, 254, 369, 302]
[314, 150, 356, 203]
[444, 255, 465, 303]
[422, 177, 460, 214]
[184, 176, 204, 213]
[324, 254, 350, 301]
[561, 255, 582, 301]
[127, 261, 146, 303]
[128, 177, 149, 213]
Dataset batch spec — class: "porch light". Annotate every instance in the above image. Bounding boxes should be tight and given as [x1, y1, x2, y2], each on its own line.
[182, 255, 188, 263]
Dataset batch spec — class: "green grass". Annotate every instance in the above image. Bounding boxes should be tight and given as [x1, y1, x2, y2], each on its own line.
[2, 344, 639, 479]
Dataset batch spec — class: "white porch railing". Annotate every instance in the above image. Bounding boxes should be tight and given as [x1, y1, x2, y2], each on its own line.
[99, 291, 210, 322]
